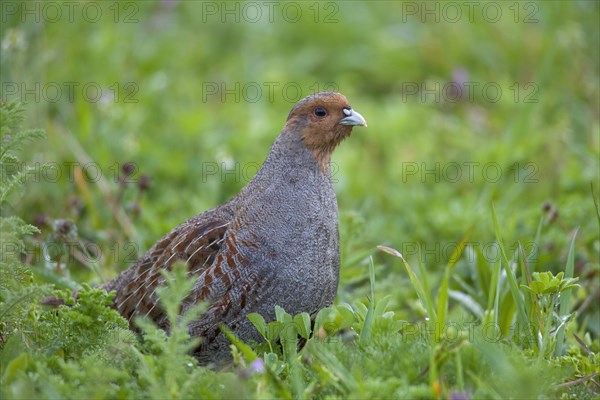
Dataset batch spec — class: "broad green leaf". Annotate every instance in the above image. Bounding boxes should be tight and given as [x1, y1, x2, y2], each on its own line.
[293, 312, 312, 340]
[247, 312, 267, 338]
[266, 321, 284, 342]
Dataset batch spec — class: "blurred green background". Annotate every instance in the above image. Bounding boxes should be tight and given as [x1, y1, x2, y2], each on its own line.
[1, 1, 598, 329]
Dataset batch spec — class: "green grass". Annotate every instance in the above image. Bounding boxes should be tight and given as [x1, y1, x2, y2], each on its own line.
[1, 1, 599, 398]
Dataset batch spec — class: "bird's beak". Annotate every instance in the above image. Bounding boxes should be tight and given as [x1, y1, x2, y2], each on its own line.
[339, 109, 367, 127]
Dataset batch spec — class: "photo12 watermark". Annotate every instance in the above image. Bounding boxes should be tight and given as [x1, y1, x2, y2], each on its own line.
[200, 161, 341, 184]
[400, 161, 539, 184]
[400, 81, 539, 104]
[1, 82, 139, 104]
[0, 1, 139, 24]
[201, 81, 340, 103]
[2, 161, 144, 185]
[395, 240, 540, 265]
[199, 1, 339, 24]
[398, 1, 539, 24]
[1, 239, 140, 267]
[399, 320, 538, 345]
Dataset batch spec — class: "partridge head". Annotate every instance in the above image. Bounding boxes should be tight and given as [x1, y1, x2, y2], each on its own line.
[285, 92, 366, 166]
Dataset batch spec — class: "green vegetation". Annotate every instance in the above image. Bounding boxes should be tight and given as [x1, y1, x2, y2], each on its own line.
[1, 1, 598, 398]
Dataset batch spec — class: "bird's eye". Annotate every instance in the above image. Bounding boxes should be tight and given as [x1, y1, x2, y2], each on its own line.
[314, 107, 327, 117]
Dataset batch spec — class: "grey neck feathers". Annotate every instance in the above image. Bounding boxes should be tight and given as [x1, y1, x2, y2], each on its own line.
[245, 129, 331, 191]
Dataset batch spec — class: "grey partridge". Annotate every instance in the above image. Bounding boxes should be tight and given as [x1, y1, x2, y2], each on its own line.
[103, 92, 367, 364]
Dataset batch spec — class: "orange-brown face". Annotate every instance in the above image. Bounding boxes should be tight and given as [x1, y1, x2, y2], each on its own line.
[284, 92, 367, 161]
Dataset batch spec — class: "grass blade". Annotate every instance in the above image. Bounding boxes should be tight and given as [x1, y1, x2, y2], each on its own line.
[518, 242, 533, 327]
[359, 256, 376, 344]
[436, 231, 470, 332]
[482, 256, 501, 327]
[591, 182, 600, 233]
[528, 215, 544, 271]
[491, 204, 530, 339]
[220, 325, 258, 363]
[415, 245, 438, 329]
[554, 227, 579, 357]
[378, 245, 437, 326]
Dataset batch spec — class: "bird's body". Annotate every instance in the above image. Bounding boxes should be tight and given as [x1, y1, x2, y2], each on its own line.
[103, 92, 366, 364]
